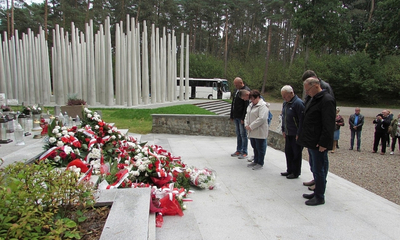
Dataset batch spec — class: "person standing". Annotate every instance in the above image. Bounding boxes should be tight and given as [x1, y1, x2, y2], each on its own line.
[230, 77, 250, 159]
[331, 107, 344, 153]
[301, 70, 335, 189]
[280, 85, 305, 179]
[244, 90, 269, 170]
[372, 110, 391, 155]
[349, 107, 364, 152]
[297, 77, 336, 206]
[389, 113, 400, 155]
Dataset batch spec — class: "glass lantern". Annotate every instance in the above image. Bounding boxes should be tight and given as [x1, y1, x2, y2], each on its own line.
[0, 117, 12, 144]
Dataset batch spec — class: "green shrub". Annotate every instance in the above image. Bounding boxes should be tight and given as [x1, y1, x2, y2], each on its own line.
[0, 161, 95, 239]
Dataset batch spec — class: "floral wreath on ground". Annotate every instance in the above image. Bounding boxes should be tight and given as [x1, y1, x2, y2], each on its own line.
[38, 107, 216, 227]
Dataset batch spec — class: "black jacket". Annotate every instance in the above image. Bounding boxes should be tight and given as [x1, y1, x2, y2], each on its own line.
[297, 90, 336, 150]
[230, 86, 250, 120]
[349, 114, 364, 131]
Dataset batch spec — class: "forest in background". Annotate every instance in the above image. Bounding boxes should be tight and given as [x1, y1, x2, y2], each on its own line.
[1, 0, 400, 104]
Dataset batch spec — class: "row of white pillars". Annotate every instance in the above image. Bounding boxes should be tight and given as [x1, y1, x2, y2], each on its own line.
[0, 15, 189, 107]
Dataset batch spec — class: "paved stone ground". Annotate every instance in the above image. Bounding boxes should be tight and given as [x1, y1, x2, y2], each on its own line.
[268, 104, 400, 205]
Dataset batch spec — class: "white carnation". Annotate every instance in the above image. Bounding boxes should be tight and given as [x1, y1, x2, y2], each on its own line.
[49, 137, 57, 143]
[57, 141, 64, 147]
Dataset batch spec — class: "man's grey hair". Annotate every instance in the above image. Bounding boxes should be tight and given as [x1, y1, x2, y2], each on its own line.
[304, 77, 320, 86]
[281, 85, 293, 93]
[238, 89, 250, 98]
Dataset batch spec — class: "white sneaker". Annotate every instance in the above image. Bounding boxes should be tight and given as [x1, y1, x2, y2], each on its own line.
[390, 151, 394, 155]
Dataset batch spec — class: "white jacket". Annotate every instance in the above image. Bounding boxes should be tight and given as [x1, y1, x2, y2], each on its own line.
[244, 99, 269, 139]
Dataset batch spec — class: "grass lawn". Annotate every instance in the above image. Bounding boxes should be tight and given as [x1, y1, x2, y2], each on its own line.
[90, 104, 216, 134]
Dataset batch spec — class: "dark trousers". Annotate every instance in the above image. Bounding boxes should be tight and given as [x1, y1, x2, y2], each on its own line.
[284, 135, 303, 176]
[308, 148, 329, 200]
[373, 131, 387, 153]
[391, 136, 400, 152]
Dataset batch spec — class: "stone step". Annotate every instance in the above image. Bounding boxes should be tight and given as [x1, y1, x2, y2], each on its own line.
[193, 101, 231, 116]
[95, 188, 154, 240]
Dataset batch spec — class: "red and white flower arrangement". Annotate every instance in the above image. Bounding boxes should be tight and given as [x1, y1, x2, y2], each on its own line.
[37, 107, 216, 227]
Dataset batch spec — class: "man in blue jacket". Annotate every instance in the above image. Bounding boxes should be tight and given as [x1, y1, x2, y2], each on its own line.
[297, 78, 336, 206]
[280, 85, 305, 179]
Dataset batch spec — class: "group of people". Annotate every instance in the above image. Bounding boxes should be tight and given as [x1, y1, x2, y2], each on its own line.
[229, 71, 400, 206]
[229, 71, 336, 206]
[372, 109, 400, 155]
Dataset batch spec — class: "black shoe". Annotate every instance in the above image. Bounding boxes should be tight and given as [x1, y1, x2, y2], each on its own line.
[302, 193, 314, 199]
[280, 172, 290, 176]
[336, 145, 339, 149]
[305, 197, 325, 206]
[286, 174, 299, 179]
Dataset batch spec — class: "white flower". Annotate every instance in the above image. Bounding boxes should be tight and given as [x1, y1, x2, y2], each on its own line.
[74, 149, 80, 155]
[61, 126, 67, 131]
[130, 170, 140, 177]
[54, 156, 61, 162]
[111, 135, 116, 140]
[95, 125, 99, 129]
[64, 146, 73, 155]
[57, 141, 64, 147]
[87, 113, 92, 118]
[68, 132, 75, 136]
[49, 137, 57, 143]
[84, 108, 92, 113]
[138, 164, 147, 171]
[62, 130, 68, 135]
[56, 133, 62, 138]
[52, 129, 59, 134]
[55, 126, 61, 130]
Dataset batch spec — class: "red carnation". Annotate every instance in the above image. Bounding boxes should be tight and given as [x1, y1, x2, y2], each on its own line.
[70, 152, 77, 159]
[73, 141, 81, 148]
[59, 152, 67, 159]
[49, 151, 57, 158]
[148, 163, 154, 169]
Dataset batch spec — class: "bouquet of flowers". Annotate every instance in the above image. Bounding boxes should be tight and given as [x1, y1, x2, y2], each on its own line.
[187, 167, 216, 190]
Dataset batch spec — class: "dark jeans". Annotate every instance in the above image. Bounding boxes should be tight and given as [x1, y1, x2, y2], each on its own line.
[284, 135, 303, 176]
[234, 118, 248, 155]
[373, 131, 387, 153]
[391, 136, 400, 152]
[250, 138, 267, 166]
[308, 148, 329, 200]
[350, 130, 362, 150]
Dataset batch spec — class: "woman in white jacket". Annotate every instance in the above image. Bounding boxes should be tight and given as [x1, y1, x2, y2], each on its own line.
[244, 90, 269, 170]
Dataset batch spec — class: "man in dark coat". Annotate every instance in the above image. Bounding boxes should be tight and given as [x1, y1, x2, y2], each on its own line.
[297, 77, 336, 206]
[280, 85, 305, 179]
[348, 107, 364, 151]
[230, 77, 250, 159]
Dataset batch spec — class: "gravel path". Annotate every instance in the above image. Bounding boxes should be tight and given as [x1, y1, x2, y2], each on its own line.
[268, 107, 400, 205]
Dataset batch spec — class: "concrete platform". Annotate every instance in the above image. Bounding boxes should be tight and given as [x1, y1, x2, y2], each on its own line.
[140, 133, 400, 240]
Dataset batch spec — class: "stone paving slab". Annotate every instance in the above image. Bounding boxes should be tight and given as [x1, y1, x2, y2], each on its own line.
[141, 133, 400, 240]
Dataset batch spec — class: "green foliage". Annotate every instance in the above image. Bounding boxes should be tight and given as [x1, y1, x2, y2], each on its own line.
[0, 162, 96, 239]
[189, 53, 224, 78]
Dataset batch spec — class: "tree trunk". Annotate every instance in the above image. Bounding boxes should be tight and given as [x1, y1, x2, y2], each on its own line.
[45, 0, 48, 40]
[11, 0, 14, 37]
[364, 0, 375, 51]
[261, 21, 272, 94]
[224, 11, 228, 78]
[290, 34, 300, 66]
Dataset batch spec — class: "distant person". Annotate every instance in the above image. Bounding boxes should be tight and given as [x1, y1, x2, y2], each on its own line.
[230, 77, 250, 159]
[280, 85, 305, 179]
[389, 113, 400, 155]
[244, 90, 269, 170]
[301, 70, 335, 189]
[387, 110, 394, 146]
[348, 107, 364, 151]
[331, 107, 344, 153]
[297, 77, 336, 206]
[372, 110, 391, 155]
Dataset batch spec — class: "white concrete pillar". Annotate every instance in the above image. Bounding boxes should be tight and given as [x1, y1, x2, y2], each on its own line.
[185, 34, 190, 100]
[142, 21, 149, 105]
[105, 17, 114, 106]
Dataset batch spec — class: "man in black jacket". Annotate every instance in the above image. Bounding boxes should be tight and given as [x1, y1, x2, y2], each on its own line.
[297, 78, 336, 206]
[230, 77, 250, 159]
[372, 110, 391, 155]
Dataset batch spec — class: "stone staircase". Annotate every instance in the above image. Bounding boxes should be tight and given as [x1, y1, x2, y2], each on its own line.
[193, 100, 231, 115]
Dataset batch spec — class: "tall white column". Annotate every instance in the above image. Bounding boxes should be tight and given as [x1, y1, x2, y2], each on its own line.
[155, 27, 161, 103]
[131, 18, 138, 106]
[185, 34, 190, 100]
[179, 33, 184, 101]
[142, 21, 149, 105]
[105, 17, 114, 106]
[151, 24, 156, 103]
